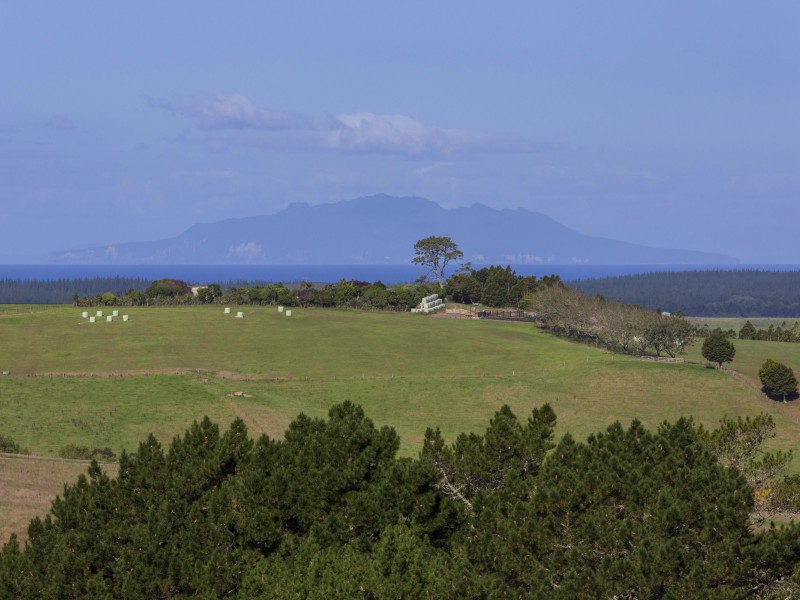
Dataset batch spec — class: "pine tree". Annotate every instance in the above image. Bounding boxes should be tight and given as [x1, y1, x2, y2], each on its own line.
[6, 403, 800, 597]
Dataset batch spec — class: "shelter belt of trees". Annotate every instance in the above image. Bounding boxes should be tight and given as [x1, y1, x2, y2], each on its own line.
[523, 284, 694, 357]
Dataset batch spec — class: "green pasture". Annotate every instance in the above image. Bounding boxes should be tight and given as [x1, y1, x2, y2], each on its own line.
[2, 305, 800, 461]
[686, 317, 800, 384]
[2, 304, 566, 377]
[685, 336, 800, 383]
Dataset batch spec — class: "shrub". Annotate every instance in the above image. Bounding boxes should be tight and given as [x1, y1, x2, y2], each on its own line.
[56, 445, 117, 461]
[90, 447, 116, 461]
[57, 444, 92, 460]
[144, 278, 192, 299]
[0, 434, 28, 454]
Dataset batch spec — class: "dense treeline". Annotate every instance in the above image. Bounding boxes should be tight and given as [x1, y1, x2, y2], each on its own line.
[445, 264, 561, 307]
[274, 280, 429, 311]
[0, 277, 149, 304]
[3, 403, 800, 598]
[574, 269, 800, 317]
[72, 278, 436, 312]
[71, 266, 561, 311]
[740, 320, 800, 342]
[11, 269, 800, 315]
[523, 284, 694, 357]
[6, 265, 560, 309]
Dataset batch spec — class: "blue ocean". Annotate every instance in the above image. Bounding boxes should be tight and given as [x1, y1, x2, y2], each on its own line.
[1, 264, 798, 284]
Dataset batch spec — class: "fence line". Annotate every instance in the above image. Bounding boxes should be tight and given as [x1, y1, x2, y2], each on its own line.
[4, 369, 535, 383]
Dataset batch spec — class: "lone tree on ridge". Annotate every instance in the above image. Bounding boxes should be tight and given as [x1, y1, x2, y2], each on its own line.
[412, 236, 463, 288]
[701, 330, 736, 368]
[759, 359, 798, 402]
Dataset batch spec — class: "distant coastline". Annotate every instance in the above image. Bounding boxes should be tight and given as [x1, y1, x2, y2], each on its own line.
[0, 263, 797, 285]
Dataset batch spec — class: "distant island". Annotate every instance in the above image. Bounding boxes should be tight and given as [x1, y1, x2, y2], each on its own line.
[51, 194, 736, 265]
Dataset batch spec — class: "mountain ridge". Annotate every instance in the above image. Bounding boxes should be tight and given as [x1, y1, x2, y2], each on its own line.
[52, 194, 737, 265]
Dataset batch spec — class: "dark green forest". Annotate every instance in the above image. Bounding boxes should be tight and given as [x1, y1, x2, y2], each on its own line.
[574, 270, 800, 316]
[0, 277, 149, 304]
[4, 403, 800, 598]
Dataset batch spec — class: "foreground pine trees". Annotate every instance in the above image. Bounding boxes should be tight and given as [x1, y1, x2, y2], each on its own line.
[3, 402, 800, 598]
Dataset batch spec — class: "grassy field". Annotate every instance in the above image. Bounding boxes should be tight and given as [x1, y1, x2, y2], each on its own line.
[4, 304, 800, 543]
[3, 304, 798, 452]
[684, 337, 800, 384]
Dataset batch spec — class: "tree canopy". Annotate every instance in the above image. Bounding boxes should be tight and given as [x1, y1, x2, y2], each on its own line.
[4, 403, 800, 598]
[144, 278, 192, 298]
[411, 236, 463, 288]
[759, 359, 799, 402]
[702, 329, 736, 367]
[445, 264, 561, 308]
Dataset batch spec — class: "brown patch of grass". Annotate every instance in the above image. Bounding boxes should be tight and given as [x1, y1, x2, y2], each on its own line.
[0, 454, 118, 545]
[225, 400, 292, 441]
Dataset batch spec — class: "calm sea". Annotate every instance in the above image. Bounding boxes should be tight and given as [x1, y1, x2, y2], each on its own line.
[1, 264, 798, 284]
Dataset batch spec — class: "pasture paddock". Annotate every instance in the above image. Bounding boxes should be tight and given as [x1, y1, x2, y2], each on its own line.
[3, 305, 800, 543]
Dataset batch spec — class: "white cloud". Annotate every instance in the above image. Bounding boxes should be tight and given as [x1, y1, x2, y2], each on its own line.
[228, 242, 265, 262]
[323, 112, 530, 157]
[502, 253, 549, 264]
[323, 113, 447, 155]
[196, 94, 299, 130]
[155, 93, 299, 130]
[157, 94, 537, 158]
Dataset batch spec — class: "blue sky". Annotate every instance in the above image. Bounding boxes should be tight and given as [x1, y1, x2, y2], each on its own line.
[2, 2, 799, 263]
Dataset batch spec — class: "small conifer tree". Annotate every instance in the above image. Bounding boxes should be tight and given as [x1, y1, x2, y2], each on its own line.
[701, 330, 736, 368]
